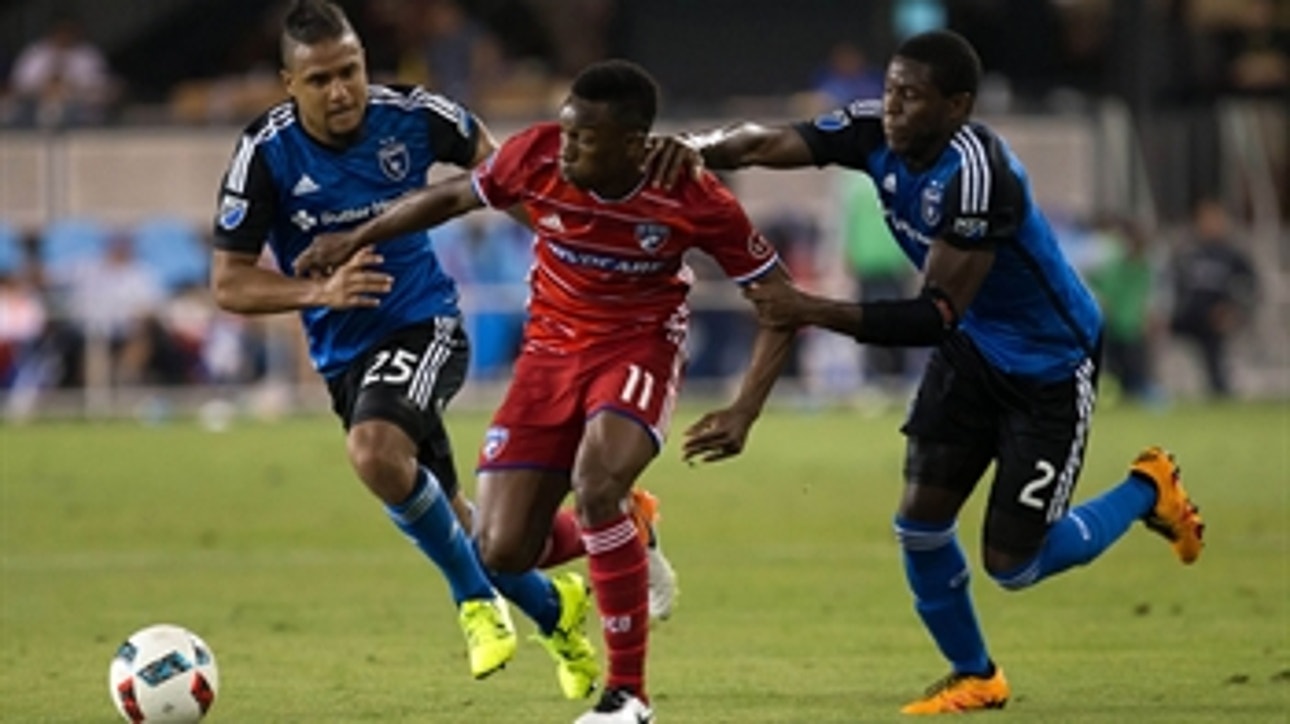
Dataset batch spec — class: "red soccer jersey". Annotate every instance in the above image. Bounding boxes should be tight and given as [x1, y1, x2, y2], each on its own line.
[471, 122, 778, 353]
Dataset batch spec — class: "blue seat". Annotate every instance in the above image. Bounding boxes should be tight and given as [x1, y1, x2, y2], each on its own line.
[39, 217, 110, 283]
[0, 221, 22, 276]
[133, 217, 209, 290]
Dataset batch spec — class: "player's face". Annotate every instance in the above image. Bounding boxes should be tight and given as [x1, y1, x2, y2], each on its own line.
[557, 97, 646, 196]
[282, 33, 369, 145]
[882, 57, 965, 166]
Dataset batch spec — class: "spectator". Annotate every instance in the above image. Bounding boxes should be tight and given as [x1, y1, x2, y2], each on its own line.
[6, 15, 117, 127]
[1087, 218, 1163, 404]
[1215, 0, 1290, 96]
[839, 173, 916, 397]
[66, 234, 188, 386]
[1169, 198, 1259, 398]
[421, 0, 506, 108]
[810, 42, 884, 108]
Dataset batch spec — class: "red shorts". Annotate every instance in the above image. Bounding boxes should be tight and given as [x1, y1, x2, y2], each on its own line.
[477, 337, 686, 473]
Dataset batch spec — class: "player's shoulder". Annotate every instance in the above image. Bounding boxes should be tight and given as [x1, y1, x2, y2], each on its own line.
[237, 100, 298, 146]
[499, 121, 560, 157]
[641, 169, 744, 222]
[948, 122, 1015, 176]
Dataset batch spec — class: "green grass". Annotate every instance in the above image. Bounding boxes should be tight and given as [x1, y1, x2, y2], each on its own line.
[2, 402, 1287, 723]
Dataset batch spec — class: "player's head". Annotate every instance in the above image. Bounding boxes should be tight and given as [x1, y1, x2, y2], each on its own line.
[280, 0, 367, 144]
[883, 30, 981, 164]
[558, 59, 659, 194]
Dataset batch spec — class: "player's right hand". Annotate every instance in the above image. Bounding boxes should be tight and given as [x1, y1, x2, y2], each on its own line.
[643, 135, 703, 189]
[317, 248, 392, 309]
[294, 229, 363, 278]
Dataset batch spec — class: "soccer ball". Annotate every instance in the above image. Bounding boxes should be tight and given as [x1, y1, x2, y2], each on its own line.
[108, 624, 219, 723]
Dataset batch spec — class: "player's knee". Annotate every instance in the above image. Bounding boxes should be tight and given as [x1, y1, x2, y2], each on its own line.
[571, 470, 633, 524]
[981, 528, 1043, 591]
[475, 524, 537, 573]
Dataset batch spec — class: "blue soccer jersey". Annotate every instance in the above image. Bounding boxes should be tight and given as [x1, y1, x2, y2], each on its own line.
[794, 100, 1102, 381]
[213, 85, 479, 378]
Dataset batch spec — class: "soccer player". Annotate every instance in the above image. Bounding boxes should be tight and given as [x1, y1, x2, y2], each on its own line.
[659, 30, 1205, 714]
[209, 0, 674, 698]
[294, 59, 795, 724]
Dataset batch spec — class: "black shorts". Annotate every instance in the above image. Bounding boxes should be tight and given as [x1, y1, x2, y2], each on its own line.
[326, 318, 469, 498]
[902, 331, 1100, 554]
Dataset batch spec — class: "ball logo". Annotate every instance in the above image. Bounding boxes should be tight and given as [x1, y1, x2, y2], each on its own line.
[217, 195, 248, 231]
[483, 426, 509, 460]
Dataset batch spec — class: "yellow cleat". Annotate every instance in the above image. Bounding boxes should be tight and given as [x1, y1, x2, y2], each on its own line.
[900, 666, 1010, 715]
[458, 598, 517, 679]
[533, 571, 599, 699]
[1131, 446, 1205, 564]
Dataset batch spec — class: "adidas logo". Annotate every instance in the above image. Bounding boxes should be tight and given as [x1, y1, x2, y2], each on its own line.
[537, 213, 564, 232]
[293, 174, 320, 196]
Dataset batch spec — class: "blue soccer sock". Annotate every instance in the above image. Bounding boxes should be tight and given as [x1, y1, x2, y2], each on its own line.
[485, 564, 561, 635]
[996, 475, 1157, 589]
[896, 517, 991, 676]
[385, 467, 494, 605]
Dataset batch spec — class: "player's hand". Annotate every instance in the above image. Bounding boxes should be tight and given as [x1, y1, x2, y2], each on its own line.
[745, 279, 810, 328]
[643, 134, 703, 189]
[682, 407, 756, 465]
[294, 229, 364, 278]
[316, 247, 392, 309]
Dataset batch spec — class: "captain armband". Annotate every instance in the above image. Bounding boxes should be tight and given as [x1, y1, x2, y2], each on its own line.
[851, 286, 959, 347]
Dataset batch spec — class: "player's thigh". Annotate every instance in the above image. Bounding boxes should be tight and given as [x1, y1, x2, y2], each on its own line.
[573, 339, 680, 518]
[474, 468, 570, 572]
[985, 358, 1097, 562]
[329, 319, 470, 495]
[899, 333, 999, 522]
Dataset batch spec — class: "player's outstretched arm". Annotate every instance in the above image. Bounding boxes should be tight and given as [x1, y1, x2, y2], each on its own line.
[682, 263, 796, 465]
[294, 172, 484, 276]
[213, 247, 391, 314]
[644, 122, 816, 188]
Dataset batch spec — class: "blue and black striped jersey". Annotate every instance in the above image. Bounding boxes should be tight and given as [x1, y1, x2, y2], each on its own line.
[212, 85, 480, 378]
[794, 100, 1102, 381]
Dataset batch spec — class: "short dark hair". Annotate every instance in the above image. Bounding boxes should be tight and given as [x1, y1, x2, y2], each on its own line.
[570, 59, 659, 132]
[894, 30, 981, 98]
[280, 0, 355, 67]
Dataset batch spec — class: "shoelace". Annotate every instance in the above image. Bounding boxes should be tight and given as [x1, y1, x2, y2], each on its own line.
[594, 687, 634, 712]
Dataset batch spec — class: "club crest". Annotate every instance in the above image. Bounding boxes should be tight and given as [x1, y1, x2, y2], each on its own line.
[378, 140, 410, 181]
[635, 222, 671, 254]
[483, 426, 509, 460]
[921, 183, 944, 227]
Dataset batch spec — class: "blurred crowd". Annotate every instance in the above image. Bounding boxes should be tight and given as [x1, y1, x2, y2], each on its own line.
[0, 0, 1282, 415]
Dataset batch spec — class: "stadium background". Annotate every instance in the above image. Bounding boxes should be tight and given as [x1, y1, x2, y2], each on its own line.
[0, 0, 1285, 421]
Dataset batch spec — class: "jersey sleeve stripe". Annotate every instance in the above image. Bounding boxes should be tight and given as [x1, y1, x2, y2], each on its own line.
[729, 255, 780, 285]
[951, 128, 992, 214]
[225, 135, 253, 193]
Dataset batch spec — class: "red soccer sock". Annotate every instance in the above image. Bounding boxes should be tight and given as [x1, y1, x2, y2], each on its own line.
[537, 509, 586, 569]
[582, 513, 649, 699]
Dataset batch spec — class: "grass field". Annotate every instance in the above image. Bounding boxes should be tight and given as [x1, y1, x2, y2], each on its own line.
[1, 401, 1287, 723]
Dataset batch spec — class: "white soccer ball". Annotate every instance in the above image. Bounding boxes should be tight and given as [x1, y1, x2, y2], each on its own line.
[108, 624, 219, 723]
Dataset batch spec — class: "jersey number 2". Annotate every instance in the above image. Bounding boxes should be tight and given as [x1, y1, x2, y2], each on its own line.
[1019, 459, 1056, 510]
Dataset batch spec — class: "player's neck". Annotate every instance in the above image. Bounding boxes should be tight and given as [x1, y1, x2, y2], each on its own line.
[588, 171, 646, 202]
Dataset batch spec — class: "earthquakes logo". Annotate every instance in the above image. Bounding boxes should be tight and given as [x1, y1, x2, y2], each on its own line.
[378, 139, 410, 181]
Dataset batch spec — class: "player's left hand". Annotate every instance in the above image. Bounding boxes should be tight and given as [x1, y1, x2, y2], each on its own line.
[294, 230, 363, 277]
[682, 408, 756, 464]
